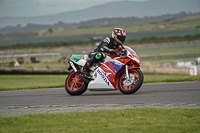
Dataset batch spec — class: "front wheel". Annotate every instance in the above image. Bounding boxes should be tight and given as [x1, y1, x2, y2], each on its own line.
[65, 71, 88, 95]
[118, 68, 143, 94]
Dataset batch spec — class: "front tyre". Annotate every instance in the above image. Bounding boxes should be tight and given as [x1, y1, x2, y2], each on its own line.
[118, 68, 143, 94]
[65, 71, 88, 95]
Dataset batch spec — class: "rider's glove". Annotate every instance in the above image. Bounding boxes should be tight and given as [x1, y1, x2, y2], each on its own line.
[120, 49, 127, 56]
[110, 49, 118, 54]
[109, 49, 115, 54]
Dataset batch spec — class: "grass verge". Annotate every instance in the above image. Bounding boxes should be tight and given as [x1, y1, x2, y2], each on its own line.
[0, 74, 200, 91]
[0, 75, 66, 91]
[144, 74, 200, 83]
[0, 108, 200, 133]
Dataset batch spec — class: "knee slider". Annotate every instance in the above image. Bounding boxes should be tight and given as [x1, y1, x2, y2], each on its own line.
[95, 53, 103, 60]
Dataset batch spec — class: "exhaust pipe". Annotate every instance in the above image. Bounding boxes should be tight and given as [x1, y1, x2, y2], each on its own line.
[69, 61, 77, 72]
[69, 61, 90, 84]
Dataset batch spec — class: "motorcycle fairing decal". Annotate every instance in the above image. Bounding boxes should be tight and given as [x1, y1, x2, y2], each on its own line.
[99, 61, 123, 89]
[125, 50, 135, 60]
[71, 54, 85, 62]
[127, 48, 140, 60]
[102, 63, 115, 74]
[97, 68, 110, 86]
[98, 64, 117, 88]
[70, 54, 86, 66]
[105, 60, 124, 72]
[126, 49, 140, 64]
[126, 49, 137, 57]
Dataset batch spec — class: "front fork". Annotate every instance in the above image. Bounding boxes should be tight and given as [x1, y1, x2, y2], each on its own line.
[122, 64, 136, 87]
[125, 64, 130, 80]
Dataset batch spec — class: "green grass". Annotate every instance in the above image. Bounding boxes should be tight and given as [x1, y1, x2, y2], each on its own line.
[0, 108, 199, 133]
[39, 15, 200, 37]
[142, 56, 197, 63]
[0, 74, 200, 91]
[137, 46, 200, 55]
[0, 75, 66, 91]
[137, 46, 200, 63]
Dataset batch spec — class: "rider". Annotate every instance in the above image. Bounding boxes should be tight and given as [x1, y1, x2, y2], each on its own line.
[82, 28, 126, 75]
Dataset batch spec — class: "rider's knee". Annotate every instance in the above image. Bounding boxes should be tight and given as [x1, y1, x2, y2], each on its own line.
[95, 53, 105, 61]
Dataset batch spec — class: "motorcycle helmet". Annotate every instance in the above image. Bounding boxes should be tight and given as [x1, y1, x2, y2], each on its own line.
[112, 28, 126, 44]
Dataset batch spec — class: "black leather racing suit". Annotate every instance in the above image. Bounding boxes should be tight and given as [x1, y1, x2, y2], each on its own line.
[83, 37, 120, 73]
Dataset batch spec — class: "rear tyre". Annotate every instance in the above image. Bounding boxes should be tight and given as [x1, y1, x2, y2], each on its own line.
[65, 71, 88, 95]
[118, 68, 143, 94]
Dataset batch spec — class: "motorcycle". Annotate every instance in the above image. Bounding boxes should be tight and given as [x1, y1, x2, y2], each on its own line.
[65, 43, 143, 95]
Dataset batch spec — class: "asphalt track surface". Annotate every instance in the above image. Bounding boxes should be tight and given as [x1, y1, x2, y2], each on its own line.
[0, 81, 200, 115]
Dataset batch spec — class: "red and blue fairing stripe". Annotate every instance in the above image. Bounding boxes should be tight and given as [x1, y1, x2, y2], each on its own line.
[105, 61, 124, 72]
[98, 60, 124, 89]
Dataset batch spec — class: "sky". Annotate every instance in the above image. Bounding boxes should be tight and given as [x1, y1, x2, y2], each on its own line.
[0, 0, 148, 17]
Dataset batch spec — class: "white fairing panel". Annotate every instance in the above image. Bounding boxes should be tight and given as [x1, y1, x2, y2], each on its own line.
[75, 59, 86, 66]
[88, 68, 115, 90]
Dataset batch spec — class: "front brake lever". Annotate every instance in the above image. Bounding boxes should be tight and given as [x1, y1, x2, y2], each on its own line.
[120, 49, 127, 56]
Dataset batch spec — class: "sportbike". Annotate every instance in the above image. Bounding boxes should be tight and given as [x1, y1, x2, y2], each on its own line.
[65, 44, 143, 95]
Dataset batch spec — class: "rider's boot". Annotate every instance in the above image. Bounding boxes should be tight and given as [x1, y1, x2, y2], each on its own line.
[82, 53, 103, 76]
[82, 62, 91, 76]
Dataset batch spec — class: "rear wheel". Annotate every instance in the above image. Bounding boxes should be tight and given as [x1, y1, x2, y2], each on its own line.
[65, 71, 88, 95]
[118, 68, 143, 94]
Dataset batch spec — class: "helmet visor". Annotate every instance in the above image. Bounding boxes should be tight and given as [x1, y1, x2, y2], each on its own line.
[118, 36, 126, 43]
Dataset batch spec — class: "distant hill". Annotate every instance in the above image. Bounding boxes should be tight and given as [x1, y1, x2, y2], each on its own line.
[1, 13, 200, 46]
[1, 12, 199, 34]
[0, 0, 200, 27]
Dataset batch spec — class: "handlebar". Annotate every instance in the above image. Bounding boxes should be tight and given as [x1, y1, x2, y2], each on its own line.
[113, 49, 127, 56]
[115, 40, 127, 56]
[116, 39, 125, 49]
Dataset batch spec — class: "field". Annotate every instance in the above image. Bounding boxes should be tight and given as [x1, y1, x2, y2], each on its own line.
[0, 14, 200, 81]
[37, 15, 200, 37]
[0, 15, 200, 46]
[0, 14, 200, 75]
[1, 43, 199, 75]
[137, 46, 200, 55]
[0, 108, 200, 133]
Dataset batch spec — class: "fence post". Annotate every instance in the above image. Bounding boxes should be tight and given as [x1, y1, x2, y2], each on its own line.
[189, 66, 197, 76]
